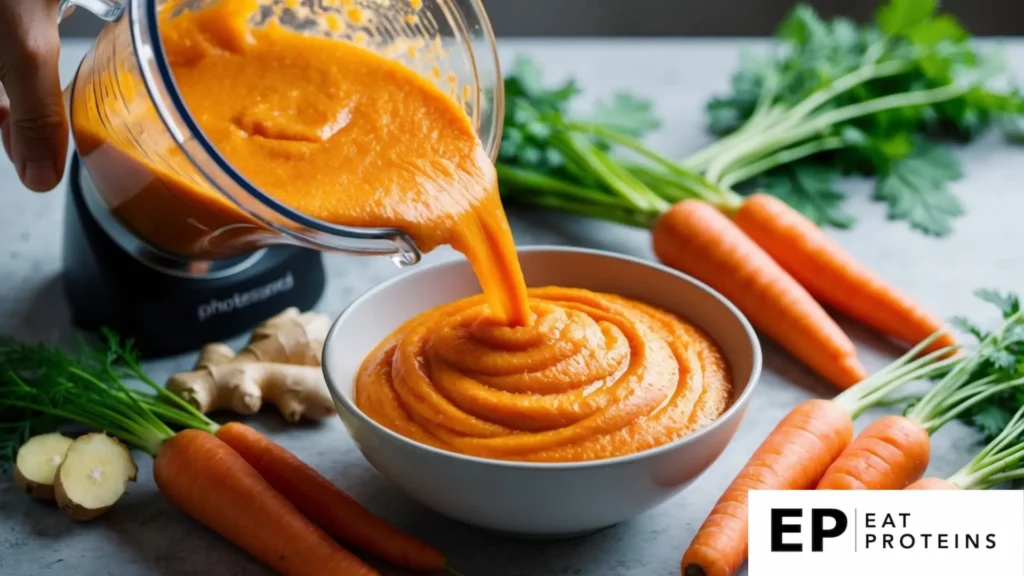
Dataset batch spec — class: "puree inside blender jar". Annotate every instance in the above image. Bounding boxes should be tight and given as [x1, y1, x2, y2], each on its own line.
[73, 0, 530, 326]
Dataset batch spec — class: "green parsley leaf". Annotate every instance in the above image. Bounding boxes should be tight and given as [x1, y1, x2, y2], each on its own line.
[777, 4, 832, 45]
[1001, 100, 1024, 143]
[508, 57, 545, 98]
[975, 288, 1021, 318]
[875, 0, 937, 36]
[971, 403, 1015, 440]
[905, 14, 967, 46]
[707, 98, 749, 136]
[588, 93, 661, 138]
[705, 49, 772, 135]
[1003, 325, 1024, 348]
[949, 315, 987, 341]
[989, 350, 1019, 374]
[873, 141, 964, 236]
[757, 164, 856, 229]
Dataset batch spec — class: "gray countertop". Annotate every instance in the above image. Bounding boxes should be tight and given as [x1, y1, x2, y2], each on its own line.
[2, 38, 1023, 576]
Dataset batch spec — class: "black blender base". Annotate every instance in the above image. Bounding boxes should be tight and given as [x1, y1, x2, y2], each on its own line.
[62, 155, 327, 358]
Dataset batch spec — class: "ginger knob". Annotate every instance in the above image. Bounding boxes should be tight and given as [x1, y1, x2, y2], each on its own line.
[167, 308, 336, 423]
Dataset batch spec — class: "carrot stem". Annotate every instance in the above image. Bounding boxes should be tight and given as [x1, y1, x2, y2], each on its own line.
[568, 123, 741, 207]
[497, 164, 630, 208]
[703, 80, 970, 183]
[831, 329, 959, 417]
[627, 164, 703, 202]
[106, 332, 222, 430]
[947, 405, 1024, 490]
[906, 311, 1024, 432]
[924, 377, 1024, 434]
[555, 132, 666, 212]
[717, 136, 846, 189]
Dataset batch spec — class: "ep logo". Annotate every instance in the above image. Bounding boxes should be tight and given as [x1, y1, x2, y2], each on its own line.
[770, 508, 847, 552]
[748, 490, 1024, 576]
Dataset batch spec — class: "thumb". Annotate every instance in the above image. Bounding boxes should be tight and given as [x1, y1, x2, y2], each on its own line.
[0, 2, 68, 192]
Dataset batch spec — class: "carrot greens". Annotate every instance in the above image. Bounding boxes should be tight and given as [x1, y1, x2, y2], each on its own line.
[497, 0, 1023, 236]
[0, 331, 219, 465]
[946, 405, 1024, 489]
[946, 289, 1024, 440]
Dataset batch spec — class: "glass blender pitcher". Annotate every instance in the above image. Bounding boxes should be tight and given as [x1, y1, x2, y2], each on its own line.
[61, 0, 504, 355]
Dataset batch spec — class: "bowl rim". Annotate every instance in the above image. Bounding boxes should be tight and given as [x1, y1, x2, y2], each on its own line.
[322, 245, 763, 470]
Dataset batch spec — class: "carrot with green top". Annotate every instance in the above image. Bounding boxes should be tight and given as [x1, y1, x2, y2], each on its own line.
[680, 331, 958, 576]
[125, 343, 454, 574]
[496, 61, 965, 386]
[502, 116, 871, 388]
[0, 332, 457, 576]
[0, 335, 376, 576]
[732, 193, 956, 353]
[817, 311, 1024, 491]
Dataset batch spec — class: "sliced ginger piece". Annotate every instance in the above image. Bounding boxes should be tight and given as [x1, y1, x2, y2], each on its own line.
[167, 307, 336, 422]
[54, 433, 138, 521]
[14, 432, 75, 501]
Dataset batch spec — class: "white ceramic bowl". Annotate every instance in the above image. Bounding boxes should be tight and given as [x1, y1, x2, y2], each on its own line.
[323, 246, 762, 538]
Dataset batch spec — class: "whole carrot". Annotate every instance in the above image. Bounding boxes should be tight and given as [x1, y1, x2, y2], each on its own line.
[217, 422, 447, 573]
[681, 399, 853, 576]
[681, 332, 958, 576]
[155, 430, 378, 576]
[732, 193, 956, 353]
[818, 319, 1024, 491]
[653, 199, 866, 389]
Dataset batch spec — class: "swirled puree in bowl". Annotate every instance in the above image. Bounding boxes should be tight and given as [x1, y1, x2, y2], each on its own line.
[143, 0, 733, 463]
[356, 289, 732, 462]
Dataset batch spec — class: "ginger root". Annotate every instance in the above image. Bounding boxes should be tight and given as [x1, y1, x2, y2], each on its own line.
[167, 307, 336, 423]
[54, 433, 137, 522]
[14, 432, 74, 501]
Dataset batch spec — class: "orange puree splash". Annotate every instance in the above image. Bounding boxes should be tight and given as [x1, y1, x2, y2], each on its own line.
[356, 287, 733, 462]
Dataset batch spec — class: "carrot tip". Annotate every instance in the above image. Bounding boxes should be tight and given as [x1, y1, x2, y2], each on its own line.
[683, 565, 707, 576]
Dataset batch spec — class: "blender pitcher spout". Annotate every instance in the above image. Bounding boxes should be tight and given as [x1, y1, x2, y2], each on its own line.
[58, 0, 126, 22]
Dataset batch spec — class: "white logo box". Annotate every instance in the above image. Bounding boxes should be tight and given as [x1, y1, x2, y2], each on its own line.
[749, 490, 1024, 575]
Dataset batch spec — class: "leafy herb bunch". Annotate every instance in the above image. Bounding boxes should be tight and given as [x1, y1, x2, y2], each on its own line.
[497, 59, 681, 228]
[949, 290, 1024, 439]
[697, 0, 1023, 234]
[496, 0, 1024, 237]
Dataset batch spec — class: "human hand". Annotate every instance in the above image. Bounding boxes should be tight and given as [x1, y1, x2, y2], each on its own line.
[0, 0, 69, 192]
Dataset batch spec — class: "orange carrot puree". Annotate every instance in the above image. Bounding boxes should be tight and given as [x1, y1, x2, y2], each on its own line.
[356, 287, 732, 462]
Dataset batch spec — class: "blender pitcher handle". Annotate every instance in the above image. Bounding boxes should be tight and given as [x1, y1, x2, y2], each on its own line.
[58, 0, 126, 23]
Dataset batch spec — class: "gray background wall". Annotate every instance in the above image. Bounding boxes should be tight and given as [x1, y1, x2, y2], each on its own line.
[59, 0, 1024, 37]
